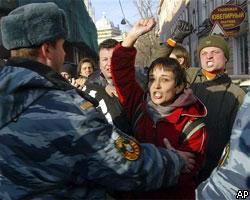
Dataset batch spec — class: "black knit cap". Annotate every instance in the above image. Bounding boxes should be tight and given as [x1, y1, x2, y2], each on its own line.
[1, 2, 68, 50]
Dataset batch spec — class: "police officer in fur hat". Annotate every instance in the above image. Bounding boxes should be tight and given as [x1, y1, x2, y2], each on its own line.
[0, 2, 194, 199]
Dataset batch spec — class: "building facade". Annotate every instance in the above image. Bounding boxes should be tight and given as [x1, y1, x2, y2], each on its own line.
[83, 0, 95, 23]
[95, 13, 124, 44]
[158, 0, 250, 76]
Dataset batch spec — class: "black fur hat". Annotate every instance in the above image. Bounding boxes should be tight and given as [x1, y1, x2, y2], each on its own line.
[1, 2, 68, 50]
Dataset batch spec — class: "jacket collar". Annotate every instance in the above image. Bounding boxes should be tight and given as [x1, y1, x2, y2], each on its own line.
[6, 57, 73, 90]
[196, 68, 231, 87]
[143, 90, 207, 124]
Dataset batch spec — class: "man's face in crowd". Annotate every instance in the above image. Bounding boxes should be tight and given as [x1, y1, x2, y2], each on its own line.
[200, 46, 227, 72]
[48, 38, 65, 72]
[99, 47, 114, 80]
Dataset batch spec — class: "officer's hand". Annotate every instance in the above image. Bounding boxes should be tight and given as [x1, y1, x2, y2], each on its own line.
[105, 84, 118, 97]
[163, 138, 195, 173]
[171, 20, 193, 43]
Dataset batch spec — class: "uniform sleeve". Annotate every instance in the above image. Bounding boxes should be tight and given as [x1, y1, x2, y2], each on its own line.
[74, 104, 185, 191]
[196, 92, 250, 199]
[228, 86, 246, 132]
[111, 44, 145, 120]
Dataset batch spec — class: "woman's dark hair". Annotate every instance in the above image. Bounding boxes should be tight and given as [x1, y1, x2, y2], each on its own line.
[147, 57, 187, 88]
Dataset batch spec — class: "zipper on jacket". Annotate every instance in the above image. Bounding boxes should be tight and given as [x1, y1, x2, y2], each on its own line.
[152, 122, 157, 144]
[153, 118, 168, 145]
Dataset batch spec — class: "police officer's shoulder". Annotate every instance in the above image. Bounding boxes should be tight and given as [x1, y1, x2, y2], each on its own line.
[60, 88, 98, 113]
[76, 88, 99, 107]
[79, 100, 94, 110]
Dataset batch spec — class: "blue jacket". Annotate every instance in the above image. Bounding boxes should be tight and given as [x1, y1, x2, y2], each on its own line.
[196, 91, 250, 199]
[0, 58, 184, 200]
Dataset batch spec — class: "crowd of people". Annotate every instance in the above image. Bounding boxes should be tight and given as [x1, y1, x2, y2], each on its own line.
[0, 2, 249, 200]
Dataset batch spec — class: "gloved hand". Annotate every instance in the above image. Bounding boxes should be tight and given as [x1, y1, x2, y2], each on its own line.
[171, 20, 194, 43]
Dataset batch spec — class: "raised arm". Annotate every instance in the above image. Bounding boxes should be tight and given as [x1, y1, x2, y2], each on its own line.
[111, 18, 156, 120]
[151, 20, 194, 62]
[122, 18, 156, 47]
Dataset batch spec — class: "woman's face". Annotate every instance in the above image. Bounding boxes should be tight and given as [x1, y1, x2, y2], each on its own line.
[80, 62, 94, 77]
[148, 66, 183, 106]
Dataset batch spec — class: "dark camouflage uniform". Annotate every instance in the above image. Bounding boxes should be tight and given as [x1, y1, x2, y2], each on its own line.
[0, 58, 184, 199]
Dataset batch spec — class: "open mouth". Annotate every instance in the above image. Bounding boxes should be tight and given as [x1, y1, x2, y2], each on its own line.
[207, 61, 213, 67]
[153, 91, 162, 99]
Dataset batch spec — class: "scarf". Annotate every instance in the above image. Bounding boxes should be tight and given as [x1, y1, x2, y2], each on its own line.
[202, 68, 225, 80]
[146, 88, 197, 123]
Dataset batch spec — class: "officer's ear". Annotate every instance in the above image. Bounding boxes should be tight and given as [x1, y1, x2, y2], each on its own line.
[37, 42, 54, 66]
[39, 43, 50, 58]
[40, 42, 53, 59]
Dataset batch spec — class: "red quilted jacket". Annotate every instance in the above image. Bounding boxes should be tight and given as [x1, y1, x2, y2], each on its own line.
[111, 44, 208, 199]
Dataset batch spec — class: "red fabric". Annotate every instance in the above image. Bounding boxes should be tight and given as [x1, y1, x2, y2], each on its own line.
[111, 44, 208, 200]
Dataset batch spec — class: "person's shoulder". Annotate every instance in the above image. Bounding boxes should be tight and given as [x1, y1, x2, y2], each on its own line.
[86, 71, 107, 87]
[227, 79, 246, 99]
[229, 83, 246, 94]
[88, 70, 101, 79]
[85, 82, 106, 94]
[183, 89, 207, 118]
[186, 67, 200, 74]
[186, 67, 200, 83]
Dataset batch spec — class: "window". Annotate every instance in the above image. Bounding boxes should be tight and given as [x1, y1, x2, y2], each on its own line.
[235, 34, 249, 74]
[192, 9, 197, 29]
[202, 0, 208, 22]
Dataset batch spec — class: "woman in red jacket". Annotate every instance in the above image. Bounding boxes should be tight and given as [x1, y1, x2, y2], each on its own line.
[111, 18, 208, 200]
